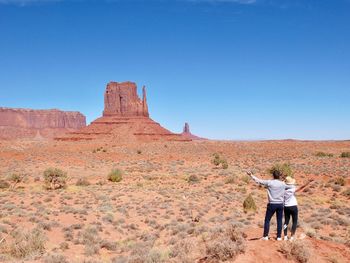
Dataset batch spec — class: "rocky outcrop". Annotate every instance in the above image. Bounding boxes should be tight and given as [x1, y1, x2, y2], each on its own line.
[181, 122, 206, 140]
[57, 81, 190, 142]
[103, 81, 149, 117]
[0, 107, 86, 139]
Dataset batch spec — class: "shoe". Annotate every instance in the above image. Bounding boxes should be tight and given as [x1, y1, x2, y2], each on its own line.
[261, 236, 269, 241]
[290, 236, 295, 241]
[284, 236, 288, 241]
[277, 237, 282, 241]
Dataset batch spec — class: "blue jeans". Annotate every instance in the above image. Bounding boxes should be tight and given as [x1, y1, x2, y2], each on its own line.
[263, 203, 284, 238]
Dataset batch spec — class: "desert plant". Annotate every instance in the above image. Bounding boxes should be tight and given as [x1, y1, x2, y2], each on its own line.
[340, 152, 350, 158]
[186, 174, 200, 184]
[0, 180, 10, 189]
[107, 169, 123, 182]
[269, 163, 293, 179]
[212, 153, 229, 169]
[137, 150, 142, 154]
[44, 253, 68, 263]
[75, 177, 90, 186]
[342, 188, 350, 197]
[315, 152, 333, 157]
[205, 223, 246, 261]
[279, 240, 311, 263]
[1, 227, 46, 259]
[334, 176, 346, 186]
[43, 168, 68, 190]
[243, 194, 257, 213]
[225, 175, 236, 184]
[8, 173, 26, 189]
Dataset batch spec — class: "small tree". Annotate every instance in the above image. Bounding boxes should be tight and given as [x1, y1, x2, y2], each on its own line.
[269, 163, 293, 180]
[340, 152, 350, 158]
[107, 169, 123, 183]
[243, 194, 257, 213]
[8, 173, 26, 189]
[212, 153, 229, 169]
[43, 168, 68, 190]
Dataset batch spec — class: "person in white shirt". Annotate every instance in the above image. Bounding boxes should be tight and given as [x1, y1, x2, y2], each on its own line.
[283, 176, 313, 240]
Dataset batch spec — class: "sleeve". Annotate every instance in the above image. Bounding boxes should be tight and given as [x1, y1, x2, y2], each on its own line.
[251, 175, 270, 187]
[284, 184, 294, 190]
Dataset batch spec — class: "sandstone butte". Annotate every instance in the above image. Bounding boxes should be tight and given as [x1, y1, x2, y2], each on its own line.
[0, 107, 86, 139]
[56, 81, 193, 142]
[181, 122, 207, 140]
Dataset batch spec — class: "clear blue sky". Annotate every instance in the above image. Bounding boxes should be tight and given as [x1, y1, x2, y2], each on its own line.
[0, 0, 349, 140]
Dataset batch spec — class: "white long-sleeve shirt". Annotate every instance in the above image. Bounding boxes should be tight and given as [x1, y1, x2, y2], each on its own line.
[284, 185, 298, 207]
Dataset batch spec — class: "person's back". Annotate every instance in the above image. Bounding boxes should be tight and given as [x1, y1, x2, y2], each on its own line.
[248, 170, 290, 241]
[264, 179, 287, 204]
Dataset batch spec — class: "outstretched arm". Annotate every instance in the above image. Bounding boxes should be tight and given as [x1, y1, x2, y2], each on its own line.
[296, 179, 314, 193]
[247, 171, 269, 186]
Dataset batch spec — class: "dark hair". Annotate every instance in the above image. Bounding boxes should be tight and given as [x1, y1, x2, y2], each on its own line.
[272, 170, 281, 179]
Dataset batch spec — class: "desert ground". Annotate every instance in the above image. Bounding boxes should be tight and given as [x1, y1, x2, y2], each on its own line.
[0, 139, 349, 263]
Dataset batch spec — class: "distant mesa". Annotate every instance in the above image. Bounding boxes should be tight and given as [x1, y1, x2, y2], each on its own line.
[0, 107, 86, 139]
[57, 81, 191, 142]
[181, 122, 206, 140]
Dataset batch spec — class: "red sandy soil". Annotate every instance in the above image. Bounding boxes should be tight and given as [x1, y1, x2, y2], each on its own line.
[0, 139, 349, 262]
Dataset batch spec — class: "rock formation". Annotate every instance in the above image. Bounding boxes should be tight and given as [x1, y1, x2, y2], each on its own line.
[0, 107, 86, 139]
[103, 81, 149, 117]
[57, 81, 190, 142]
[181, 122, 206, 140]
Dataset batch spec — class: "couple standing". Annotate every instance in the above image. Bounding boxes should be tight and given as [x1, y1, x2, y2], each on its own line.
[247, 170, 311, 241]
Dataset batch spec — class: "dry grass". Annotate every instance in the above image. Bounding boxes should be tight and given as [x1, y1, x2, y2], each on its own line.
[279, 240, 311, 263]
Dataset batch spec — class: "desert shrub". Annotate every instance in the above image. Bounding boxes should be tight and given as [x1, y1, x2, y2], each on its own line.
[107, 169, 123, 183]
[221, 160, 229, 169]
[241, 175, 250, 184]
[334, 176, 346, 186]
[205, 223, 246, 261]
[0, 180, 10, 189]
[186, 174, 200, 184]
[225, 175, 236, 184]
[75, 177, 90, 186]
[315, 152, 333, 157]
[1, 227, 46, 259]
[137, 150, 142, 154]
[212, 153, 229, 169]
[44, 253, 68, 263]
[340, 152, 350, 158]
[243, 194, 257, 213]
[342, 188, 350, 197]
[269, 163, 293, 179]
[279, 240, 310, 263]
[43, 168, 68, 190]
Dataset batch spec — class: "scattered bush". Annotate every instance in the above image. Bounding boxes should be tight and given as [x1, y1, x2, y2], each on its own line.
[43, 168, 68, 190]
[315, 152, 333, 157]
[205, 223, 246, 261]
[334, 177, 346, 186]
[75, 177, 90, 186]
[243, 194, 257, 213]
[212, 153, 229, 169]
[279, 240, 311, 263]
[342, 188, 350, 197]
[44, 253, 68, 263]
[0, 180, 10, 189]
[186, 174, 200, 184]
[225, 175, 236, 184]
[340, 152, 350, 158]
[2, 227, 46, 259]
[269, 163, 293, 179]
[107, 169, 123, 183]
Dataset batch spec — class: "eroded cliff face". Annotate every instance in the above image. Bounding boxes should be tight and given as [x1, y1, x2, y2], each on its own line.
[103, 81, 149, 117]
[0, 107, 86, 139]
